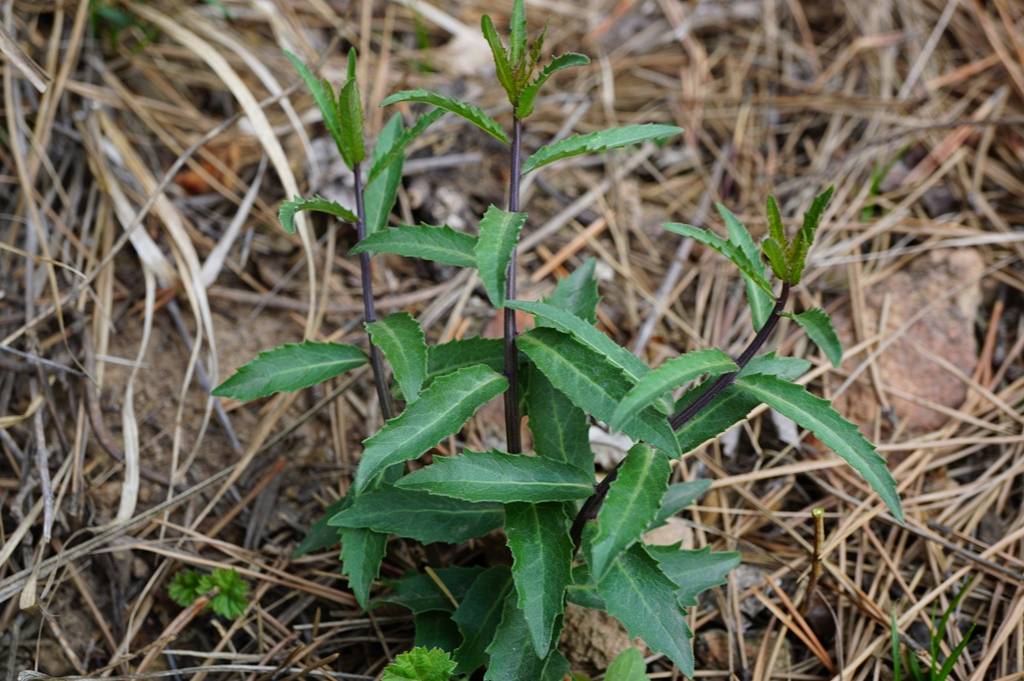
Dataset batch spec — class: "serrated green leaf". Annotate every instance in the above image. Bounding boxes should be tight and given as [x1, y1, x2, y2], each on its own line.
[278, 195, 357, 234]
[452, 567, 513, 674]
[517, 328, 680, 455]
[169, 570, 203, 607]
[414, 612, 462, 653]
[396, 450, 593, 502]
[509, 0, 526, 69]
[717, 203, 775, 330]
[351, 224, 477, 267]
[484, 594, 571, 680]
[340, 526, 387, 609]
[426, 337, 504, 382]
[522, 124, 682, 173]
[662, 222, 775, 296]
[587, 444, 669, 580]
[380, 566, 485, 614]
[605, 647, 648, 681]
[509, 300, 649, 383]
[543, 257, 600, 323]
[474, 205, 527, 307]
[481, 14, 515, 98]
[646, 545, 740, 607]
[735, 373, 903, 520]
[505, 502, 572, 655]
[363, 113, 405, 236]
[337, 73, 365, 169]
[283, 50, 344, 153]
[382, 89, 509, 143]
[788, 308, 842, 367]
[526, 363, 593, 471]
[673, 353, 810, 454]
[610, 349, 736, 430]
[201, 568, 249, 619]
[786, 187, 834, 282]
[366, 312, 428, 402]
[515, 52, 590, 119]
[294, 496, 348, 556]
[329, 487, 503, 544]
[381, 647, 457, 681]
[213, 341, 366, 401]
[596, 545, 693, 675]
[367, 109, 445, 186]
[353, 365, 507, 491]
[762, 237, 790, 283]
[765, 195, 786, 245]
[652, 480, 711, 526]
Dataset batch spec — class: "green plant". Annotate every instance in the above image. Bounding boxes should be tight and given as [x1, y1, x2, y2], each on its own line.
[214, 2, 902, 676]
[168, 568, 250, 620]
[891, 580, 975, 681]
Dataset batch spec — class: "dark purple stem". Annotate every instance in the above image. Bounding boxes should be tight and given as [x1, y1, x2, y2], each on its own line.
[569, 283, 791, 550]
[353, 162, 394, 420]
[503, 118, 524, 453]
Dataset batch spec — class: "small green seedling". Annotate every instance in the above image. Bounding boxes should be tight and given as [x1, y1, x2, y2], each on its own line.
[168, 568, 250, 620]
[891, 579, 976, 681]
[213, 1, 901, 677]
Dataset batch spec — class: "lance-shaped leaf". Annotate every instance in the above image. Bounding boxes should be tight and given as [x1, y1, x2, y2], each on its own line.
[605, 648, 649, 681]
[587, 444, 669, 579]
[452, 567, 513, 674]
[517, 328, 680, 455]
[396, 450, 593, 502]
[484, 595, 572, 680]
[427, 337, 504, 381]
[788, 308, 842, 367]
[735, 373, 903, 521]
[379, 566, 485, 614]
[508, 0, 526, 67]
[329, 487, 503, 544]
[340, 527, 386, 609]
[673, 353, 809, 454]
[653, 479, 711, 526]
[382, 89, 510, 143]
[516, 53, 590, 119]
[504, 502, 572, 656]
[351, 224, 477, 268]
[522, 123, 682, 173]
[279, 196, 357, 234]
[646, 544, 741, 607]
[610, 349, 736, 430]
[509, 300, 649, 383]
[787, 186, 834, 282]
[293, 496, 348, 556]
[717, 203, 774, 329]
[366, 312, 428, 402]
[596, 545, 694, 675]
[366, 108, 445, 185]
[481, 14, 515, 98]
[662, 222, 774, 295]
[363, 113, 404, 236]
[213, 341, 366, 401]
[353, 365, 508, 491]
[526, 364, 593, 471]
[337, 59, 365, 168]
[543, 257, 600, 323]
[474, 205, 527, 306]
[284, 50, 344, 153]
